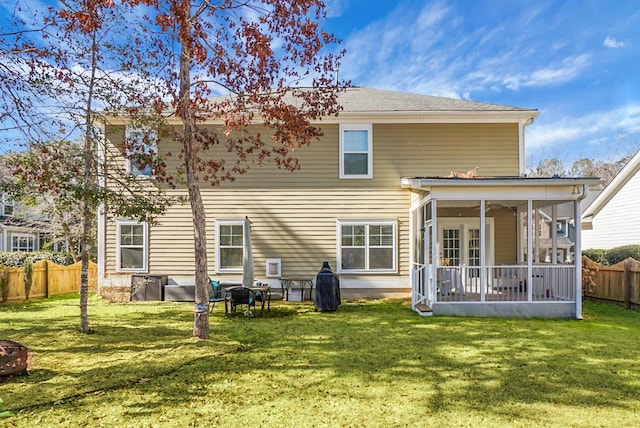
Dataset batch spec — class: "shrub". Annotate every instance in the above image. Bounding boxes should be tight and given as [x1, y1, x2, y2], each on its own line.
[605, 245, 640, 265]
[0, 251, 75, 268]
[582, 249, 607, 264]
[23, 258, 34, 300]
[582, 245, 640, 265]
[0, 266, 8, 303]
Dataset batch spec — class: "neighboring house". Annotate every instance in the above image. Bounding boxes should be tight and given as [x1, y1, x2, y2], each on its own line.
[534, 189, 601, 263]
[0, 193, 52, 252]
[531, 204, 576, 264]
[582, 149, 640, 249]
[98, 87, 600, 318]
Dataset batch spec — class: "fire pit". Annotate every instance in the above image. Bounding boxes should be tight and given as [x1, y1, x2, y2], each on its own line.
[0, 340, 31, 377]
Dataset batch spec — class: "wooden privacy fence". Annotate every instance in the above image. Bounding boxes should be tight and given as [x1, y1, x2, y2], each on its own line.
[583, 256, 640, 310]
[1, 260, 97, 302]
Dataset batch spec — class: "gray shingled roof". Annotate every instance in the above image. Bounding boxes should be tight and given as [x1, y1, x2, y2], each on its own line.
[337, 87, 537, 113]
[131, 87, 537, 120]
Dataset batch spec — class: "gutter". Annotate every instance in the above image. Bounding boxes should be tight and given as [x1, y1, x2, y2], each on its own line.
[575, 183, 589, 320]
[520, 115, 536, 175]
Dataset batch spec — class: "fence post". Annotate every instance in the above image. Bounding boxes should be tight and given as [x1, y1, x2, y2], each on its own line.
[624, 258, 632, 309]
[44, 260, 49, 298]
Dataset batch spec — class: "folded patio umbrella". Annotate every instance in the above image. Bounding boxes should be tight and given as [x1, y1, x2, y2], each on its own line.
[242, 216, 254, 288]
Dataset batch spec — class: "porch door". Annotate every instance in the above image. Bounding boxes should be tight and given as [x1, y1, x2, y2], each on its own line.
[423, 219, 433, 301]
[438, 219, 494, 267]
[424, 220, 433, 266]
[440, 226, 481, 269]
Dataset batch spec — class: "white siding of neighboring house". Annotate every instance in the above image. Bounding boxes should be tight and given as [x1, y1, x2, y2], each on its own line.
[582, 160, 640, 249]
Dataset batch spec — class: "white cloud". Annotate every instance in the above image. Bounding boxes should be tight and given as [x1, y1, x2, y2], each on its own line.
[526, 105, 640, 160]
[527, 55, 591, 86]
[339, 1, 594, 98]
[603, 36, 630, 48]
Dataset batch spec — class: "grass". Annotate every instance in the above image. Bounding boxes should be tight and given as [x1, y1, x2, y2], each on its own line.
[1, 295, 640, 427]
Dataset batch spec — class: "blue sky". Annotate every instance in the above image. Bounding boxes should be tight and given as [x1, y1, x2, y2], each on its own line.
[1, 0, 639, 168]
[323, 0, 640, 167]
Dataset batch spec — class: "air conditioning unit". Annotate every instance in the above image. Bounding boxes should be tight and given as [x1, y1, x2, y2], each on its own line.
[130, 275, 168, 301]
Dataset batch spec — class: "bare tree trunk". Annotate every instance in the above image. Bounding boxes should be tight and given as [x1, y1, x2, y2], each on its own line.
[179, 0, 209, 339]
[79, 29, 99, 334]
[79, 208, 90, 333]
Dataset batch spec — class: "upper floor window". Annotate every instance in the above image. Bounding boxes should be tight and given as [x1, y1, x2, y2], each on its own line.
[217, 219, 244, 272]
[338, 220, 396, 273]
[340, 124, 372, 179]
[556, 219, 568, 237]
[126, 127, 157, 177]
[2, 193, 14, 216]
[116, 220, 148, 272]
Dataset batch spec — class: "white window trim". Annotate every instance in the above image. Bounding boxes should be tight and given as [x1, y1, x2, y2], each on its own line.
[438, 218, 495, 266]
[265, 258, 281, 277]
[336, 219, 397, 274]
[11, 232, 36, 252]
[2, 193, 14, 216]
[216, 219, 245, 273]
[125, 126, 157, 178]
[339, 123, 373, 179]
[116, 220, 148, 273]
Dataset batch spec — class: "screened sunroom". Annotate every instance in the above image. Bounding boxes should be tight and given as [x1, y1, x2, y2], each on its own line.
[402, 177, 601, 318]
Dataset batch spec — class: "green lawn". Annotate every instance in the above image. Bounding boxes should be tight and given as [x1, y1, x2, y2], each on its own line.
[1, 294, 639, 427]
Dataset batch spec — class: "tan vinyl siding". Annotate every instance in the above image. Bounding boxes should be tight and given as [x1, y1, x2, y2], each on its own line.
[373, 123, 520, 179]
[213, 123, 520, 187]
[105, 188, 410, 281]
[106, 122, 519, 191]
[103, 120, 520, 287]
[492, 208, 518, 265]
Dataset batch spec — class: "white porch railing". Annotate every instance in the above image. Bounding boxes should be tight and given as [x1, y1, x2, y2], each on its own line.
[417, 264, 577, 303]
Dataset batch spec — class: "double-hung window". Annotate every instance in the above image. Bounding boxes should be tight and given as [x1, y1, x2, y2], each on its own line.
[12, 233, 35, 252]
[116, 220, 148, 272]
[217, 220, 244, 272]
[126, 127, 157, 177]
[2, 193, 13, 216]
[340, 124, 372, 178]
[338, 220, 396, 273]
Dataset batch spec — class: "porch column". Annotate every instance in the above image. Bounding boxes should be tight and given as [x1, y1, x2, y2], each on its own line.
[480, 199, 486, 302]
[574, 198, 583, 319]
[551, 204, 558, 264]
[527, 200, 533, 302]
[431, 199, 438, 302]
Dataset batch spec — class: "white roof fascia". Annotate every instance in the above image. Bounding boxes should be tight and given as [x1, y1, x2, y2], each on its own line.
[103, 109, 539, 127]
[581, 149, 640, 220]
[401, 177, 602, 189]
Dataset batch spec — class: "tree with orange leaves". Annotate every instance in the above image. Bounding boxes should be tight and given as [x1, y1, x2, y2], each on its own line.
[120, 0, 348, 338]
[2, 0, 347, 338]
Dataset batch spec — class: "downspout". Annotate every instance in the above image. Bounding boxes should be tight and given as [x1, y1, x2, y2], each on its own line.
[96, 123, 106, 289]
[519, 116, 536, 175]
[574, 184, 588, 320]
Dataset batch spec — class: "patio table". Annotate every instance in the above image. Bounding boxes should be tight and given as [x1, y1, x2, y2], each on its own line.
[224, 285, 271, 318]
[251, 286, 271, 317]
[279, 278, 313, 301]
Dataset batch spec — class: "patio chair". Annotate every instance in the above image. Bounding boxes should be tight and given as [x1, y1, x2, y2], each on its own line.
[208, 278, 226, 313]
[438, 269, 454, 296]
[225, 286, 257, 319]
[438, 268, 466, 296]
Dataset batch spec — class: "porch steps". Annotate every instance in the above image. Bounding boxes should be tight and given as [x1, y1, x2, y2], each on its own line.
[415, 303, 433, 316]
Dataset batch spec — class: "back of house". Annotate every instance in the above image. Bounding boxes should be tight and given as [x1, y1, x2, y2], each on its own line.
[99, 88, 529, 296]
